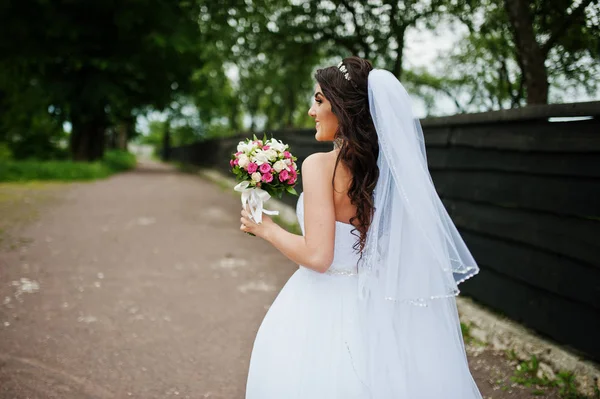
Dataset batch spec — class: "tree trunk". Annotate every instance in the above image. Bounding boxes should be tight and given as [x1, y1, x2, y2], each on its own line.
[229, 100, 240, 132]
[285, 87, 296, 128]
[70, 115, 106, 161]
[393, 39, 404, 80]
[504, 0, 549, 104]
[116, 123, 128, 150]
[161, 122, 171, 161]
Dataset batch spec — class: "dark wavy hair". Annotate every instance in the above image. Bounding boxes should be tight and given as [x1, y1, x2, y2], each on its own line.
[315, 56, 379, 253]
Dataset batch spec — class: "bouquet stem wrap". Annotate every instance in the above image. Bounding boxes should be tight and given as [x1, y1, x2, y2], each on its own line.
[234, 181, 279, 224]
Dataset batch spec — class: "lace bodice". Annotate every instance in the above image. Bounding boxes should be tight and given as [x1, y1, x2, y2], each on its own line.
[296, 193, 360, 275]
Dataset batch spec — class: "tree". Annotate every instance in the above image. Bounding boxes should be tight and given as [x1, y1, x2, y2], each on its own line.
[269, 0, 450, 79]
[413, 0, 600, 113]
[0, 0, 204, 161]
[504, 0, 599, 104]
[0, 66, 68, 160]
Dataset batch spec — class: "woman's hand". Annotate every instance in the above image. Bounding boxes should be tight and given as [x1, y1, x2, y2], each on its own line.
[240, 207, 277, 240]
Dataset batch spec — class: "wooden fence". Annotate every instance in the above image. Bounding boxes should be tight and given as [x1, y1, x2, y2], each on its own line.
[170, 101, 600, 362]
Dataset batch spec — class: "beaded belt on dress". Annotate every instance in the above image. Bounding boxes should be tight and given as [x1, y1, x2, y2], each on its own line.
[325, 268, 358, 276]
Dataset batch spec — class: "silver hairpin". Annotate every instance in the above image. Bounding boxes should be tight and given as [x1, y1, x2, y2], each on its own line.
[337, 61, 351, 81]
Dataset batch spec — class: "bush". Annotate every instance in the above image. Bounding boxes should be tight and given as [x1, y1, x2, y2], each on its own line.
[102, 150, 137, 172]
[0, 150, 137, 182]
[0, 143, 12, 161]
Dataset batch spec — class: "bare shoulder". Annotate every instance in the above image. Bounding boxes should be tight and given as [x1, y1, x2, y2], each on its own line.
[301, 151, 338, 192]
[302, 151, 338, 175]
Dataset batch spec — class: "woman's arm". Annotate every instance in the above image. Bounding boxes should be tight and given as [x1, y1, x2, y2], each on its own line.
[240, 152, 336, 273]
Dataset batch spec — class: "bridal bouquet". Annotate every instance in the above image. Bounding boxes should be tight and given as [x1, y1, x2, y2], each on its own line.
[230, 135, 299, 224]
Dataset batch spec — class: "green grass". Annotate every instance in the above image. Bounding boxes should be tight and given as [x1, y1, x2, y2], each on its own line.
[509, 355, 600, 399]
[101, 150, 137, 172]
[0, 150, 137, 182]
[460, 322, 486, 346]
[0, 181, 65, 250]
[511, 355, 555, 388]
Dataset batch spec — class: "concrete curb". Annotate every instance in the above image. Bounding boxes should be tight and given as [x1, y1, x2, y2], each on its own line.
[199, 167, 600, 396]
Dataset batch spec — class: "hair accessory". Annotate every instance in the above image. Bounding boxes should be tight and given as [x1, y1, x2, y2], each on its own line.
[337, 61, 351, 81]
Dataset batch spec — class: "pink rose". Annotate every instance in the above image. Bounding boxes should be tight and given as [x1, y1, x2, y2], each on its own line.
[247, 162, 258, 173]
[262, 145, 270, 150]
[262, 173, 273, 183]
[288, 169, 297, 184]
[259, 163, 271, 174]
[279, 169, 290, 182]
[229, 159, 234, 167]
[284, 151, 291, 159]
[233, 159, 239, 165]
[235, 151, 242, 156]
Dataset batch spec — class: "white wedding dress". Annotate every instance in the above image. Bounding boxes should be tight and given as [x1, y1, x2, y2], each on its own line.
[246, 69, 483, 398]
[246, 192, 368, 398]
[245, 192, 482, 398]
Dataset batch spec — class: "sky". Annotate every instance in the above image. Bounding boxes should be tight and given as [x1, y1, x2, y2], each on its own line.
[403, 21, 465, 117]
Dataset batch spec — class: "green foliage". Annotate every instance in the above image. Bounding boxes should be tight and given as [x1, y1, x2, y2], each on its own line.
[2, 0, 598, 154]
[101, 150, 137, 172]
[460, 322, 473, 342]
[554, 371, 600, 399]
[512, 355, 555, 387]
[0, 143, 13, 161]
[510, 355, 600, 399]
[0, 0, 204, 160]
[0, 150, 136, 182]
[0, 160, 112, 182]
[419, 0, 600, 111]
[137, 120, 167, 157]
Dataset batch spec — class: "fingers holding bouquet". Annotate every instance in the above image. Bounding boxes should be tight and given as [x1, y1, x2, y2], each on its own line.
[240, 207, 274, 238]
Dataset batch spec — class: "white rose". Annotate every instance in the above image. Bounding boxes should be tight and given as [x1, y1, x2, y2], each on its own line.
[251, 172, 262, 182]
[273, 160, 287, 173]
[237, 142, 253, 153]
[238, 154, 249, 168]
[292, 162, 297, 170]
[284, 158, 292, 166]
[269, 140, 286, 152]
[266, 149, 278, 161]
[253, 151, 270, 165]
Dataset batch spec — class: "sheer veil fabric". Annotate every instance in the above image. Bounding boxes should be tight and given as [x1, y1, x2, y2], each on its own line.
[357, 69, 482, 398]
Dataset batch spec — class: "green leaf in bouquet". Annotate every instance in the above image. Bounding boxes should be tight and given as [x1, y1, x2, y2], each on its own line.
[253, 134, 258, 141]
[263, 133, 267, 143]
[286, 186, 298, 196]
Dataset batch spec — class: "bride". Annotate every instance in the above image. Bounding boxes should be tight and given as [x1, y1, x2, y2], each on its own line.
[240, 56, 483, 399]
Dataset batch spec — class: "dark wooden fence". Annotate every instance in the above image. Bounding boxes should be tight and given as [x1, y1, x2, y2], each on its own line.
[170, 101, 600, 362]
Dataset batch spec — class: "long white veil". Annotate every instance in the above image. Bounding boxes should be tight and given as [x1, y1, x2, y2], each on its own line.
[357, 69, 482, 398]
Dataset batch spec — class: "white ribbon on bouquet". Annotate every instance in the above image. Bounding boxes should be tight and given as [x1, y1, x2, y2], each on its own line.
[234, 181, 279, 224]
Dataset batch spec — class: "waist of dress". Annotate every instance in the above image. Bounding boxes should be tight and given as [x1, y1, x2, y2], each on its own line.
[326, 267, 358, 276]
[300, 265, 358, 276]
